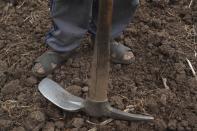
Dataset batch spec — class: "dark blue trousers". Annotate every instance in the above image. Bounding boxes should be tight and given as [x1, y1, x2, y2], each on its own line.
[46, 0, 139, 52]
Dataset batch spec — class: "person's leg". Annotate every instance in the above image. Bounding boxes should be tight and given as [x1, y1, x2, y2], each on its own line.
[89, 0, 139, 64]
[90, 0, 139, 37]
[47, 0, 93, 52]
[111, 0, 139, 37]
[33, 0, 93, 77]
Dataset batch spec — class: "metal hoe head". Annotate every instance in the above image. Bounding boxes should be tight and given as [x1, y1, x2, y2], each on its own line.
[38, 78, 85, 111]
[39, 78, 154, 121]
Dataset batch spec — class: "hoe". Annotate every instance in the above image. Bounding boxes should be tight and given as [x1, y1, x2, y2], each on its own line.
[38, 0, 154, 121]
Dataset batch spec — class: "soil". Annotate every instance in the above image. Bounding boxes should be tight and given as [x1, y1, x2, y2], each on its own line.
[0, 0, 197, 131]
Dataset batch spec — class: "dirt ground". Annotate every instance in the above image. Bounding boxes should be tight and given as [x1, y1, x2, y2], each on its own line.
[0, 0, 196, 131]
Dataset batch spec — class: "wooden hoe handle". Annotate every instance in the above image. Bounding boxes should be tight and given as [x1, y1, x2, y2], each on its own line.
[89, 0, 113, 101]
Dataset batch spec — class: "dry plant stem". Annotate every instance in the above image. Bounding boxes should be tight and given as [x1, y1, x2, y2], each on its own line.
[186, 58, 197, 80]
[17, 0, 26, 9]
[189, 0, 194, 8]
[162, 77, 170, 90]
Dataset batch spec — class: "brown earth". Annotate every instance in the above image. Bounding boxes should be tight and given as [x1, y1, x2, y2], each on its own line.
[0, 0, 196, 131]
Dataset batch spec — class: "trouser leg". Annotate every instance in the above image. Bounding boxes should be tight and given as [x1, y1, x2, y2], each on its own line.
[46, 0, 93, 52]
[89, 0, 139, 38]
[46, 0, 139, 52]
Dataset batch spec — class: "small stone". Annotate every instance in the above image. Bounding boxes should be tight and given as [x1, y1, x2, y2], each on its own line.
[11, 126, 26, 131]
[70, 128, 78, 131]
[147, 52, 152, 57]
[124, 37, 131, 44]
[71, 62, 80, 68]
[0, 60, 8, 70]
[43, 122, 55, 131]
[193, 126, 197, 131]
[155, 119, 167, 131]
[114, 64, 122, 70]
[160, 94, 167, 105]
[110, 96, 124, 109]
[25, 112, 45, 131]
[26, 76, 38, 86]
[72, 118, 84, 128]
[181, 120, 188, 127]
[177, 123, 185, 131]
[47, 74, 53, 79]
[0, 119, 12, 128]
[175, 72, 186, 84]
[29, 111, 46, 122]
[115, 120, 128, 130]
[177, 127, 185, 131]
[17, 93, 26, 101]
[72, 78, 82, 85]
[72, 77, 81, 83]
[1, 80, 21, 95]
[82, 86, 89, 92]
[145, 98, 159, 114]
[80, 127, 87, 131]
[168, 119, 177, 130]
[147, 43, 154, 49]
[45, 107, 62, 120]
[67, 85, 82, 96]
[188, 78, 197, 89]
[174, 62, 186, 73]
[151, 18, 162, 29]
[185, 127, 191, 131]
[0, 40, 5, 49]
[55, 121, 64, 129]
[184, 112, 196, 126]
[66, 58, 73, 65]
[32, 123, 44, 131]
[82, 79, 89, 86]
[130, 123, 138, 131]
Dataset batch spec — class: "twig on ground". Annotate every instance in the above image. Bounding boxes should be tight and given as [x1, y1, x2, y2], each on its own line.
[189, 0, 194, 8]
[162, 77, 170, 90]
[24, 12, 39, 24]
[186, 58, 197, 80]
[17, 0, 26, 9]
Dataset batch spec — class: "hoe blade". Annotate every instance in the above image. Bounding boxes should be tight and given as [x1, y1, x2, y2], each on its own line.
[38, 78, 84, 112]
